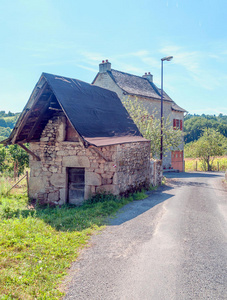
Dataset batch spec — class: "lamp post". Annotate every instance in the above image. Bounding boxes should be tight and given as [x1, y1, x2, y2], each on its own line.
[160, 56, 173, 162]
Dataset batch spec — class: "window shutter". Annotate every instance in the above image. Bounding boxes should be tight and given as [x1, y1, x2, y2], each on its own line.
[180, 120, 183, 130]
[173, 119, 176, 129]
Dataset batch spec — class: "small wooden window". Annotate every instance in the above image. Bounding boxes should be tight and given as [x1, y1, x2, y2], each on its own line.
[173, 118, 183, 131]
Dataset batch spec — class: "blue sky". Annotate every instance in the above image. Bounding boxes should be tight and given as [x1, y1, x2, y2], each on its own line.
[0, 0, 227, 115]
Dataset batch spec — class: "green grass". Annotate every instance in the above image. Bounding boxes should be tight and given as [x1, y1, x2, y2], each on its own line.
[185, 156, 227, 172]
[0, 185, 148, 299]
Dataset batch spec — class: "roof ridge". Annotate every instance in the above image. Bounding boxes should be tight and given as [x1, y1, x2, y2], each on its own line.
[111, 69, 148, 80]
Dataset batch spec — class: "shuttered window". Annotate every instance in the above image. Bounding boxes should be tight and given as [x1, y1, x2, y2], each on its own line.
[173, 119, 183, 131]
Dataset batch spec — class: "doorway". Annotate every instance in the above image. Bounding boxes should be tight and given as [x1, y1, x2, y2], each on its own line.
[67, 167, 85, 205]
[171, 151, 183, 172]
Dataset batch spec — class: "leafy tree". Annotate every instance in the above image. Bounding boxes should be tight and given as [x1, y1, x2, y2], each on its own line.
[0, 126, 12, 141]
[7, 144, 29, 178]
[0, 118, 7, 127]
[0, 145, 7, 173]
[184, 114, 227, 143]
[191, 129, 226, 171]
[122, 97, 183, 158]
[0, 111, 6, 117]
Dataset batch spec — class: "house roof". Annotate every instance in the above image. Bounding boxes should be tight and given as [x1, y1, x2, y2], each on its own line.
[93, 69, 172, 101]
[171, 102, 187, 113]
[93, 67, 187, 113]
[2, 73, 148, 147]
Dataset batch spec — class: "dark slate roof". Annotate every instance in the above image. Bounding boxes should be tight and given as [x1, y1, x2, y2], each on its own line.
[3, 73, 148, 147]
[171, 102, 187, 113]
[108, 69, 172, 101]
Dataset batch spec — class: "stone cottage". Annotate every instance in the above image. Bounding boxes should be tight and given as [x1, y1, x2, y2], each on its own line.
[92, 60, 187, 171]
[4, 72, 155, 205]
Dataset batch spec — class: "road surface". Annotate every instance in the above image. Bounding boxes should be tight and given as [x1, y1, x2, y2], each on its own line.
[63, 172, 227, 300]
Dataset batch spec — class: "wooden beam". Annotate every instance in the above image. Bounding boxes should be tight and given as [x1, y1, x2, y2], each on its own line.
[48, 107, 62, 111]
[18, 143, 41, 161]
[26, 93, 54, 142]
[89, 146, 111, 162]
[11, 82, 48, 144]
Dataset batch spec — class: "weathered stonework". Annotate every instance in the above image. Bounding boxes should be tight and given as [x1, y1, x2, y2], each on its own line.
[29, 115, 162, 205]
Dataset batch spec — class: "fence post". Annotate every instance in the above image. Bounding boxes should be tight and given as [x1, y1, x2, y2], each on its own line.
[195, 161, 197, 171]
[26, 171, 29, 197]
[217, 161, 219, 172]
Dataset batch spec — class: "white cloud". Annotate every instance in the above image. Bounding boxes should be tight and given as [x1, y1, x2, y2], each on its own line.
[76, 64, 97, 73]
[79, 51, 104, 65]
[160, 44, 226, 90]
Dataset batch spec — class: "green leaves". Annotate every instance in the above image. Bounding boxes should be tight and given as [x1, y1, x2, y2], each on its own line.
[0, 144, 29, 178]
[187, 128, 227, 171]
[122, 97, 183, 158]
[184, 114, 227, 143]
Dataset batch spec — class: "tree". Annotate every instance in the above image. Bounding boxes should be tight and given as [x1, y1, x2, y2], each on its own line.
[192, 129, 226, 171]
[122, 97, 183, 158]
[0, 145, 7, 173]
[184, 114, 227, 143]
[7, 144, 29, 178]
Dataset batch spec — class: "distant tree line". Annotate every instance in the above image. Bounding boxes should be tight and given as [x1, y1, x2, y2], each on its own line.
[184, 113, 227, 143]
[0, 111, 20, 141]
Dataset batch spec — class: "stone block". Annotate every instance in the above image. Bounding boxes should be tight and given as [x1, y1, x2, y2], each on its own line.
[29, 177, 45, 199]
[62, 156, 90, 168]
[95, 168, 104, 174]
[85, 172, 101, 186]
[40, 137, 49, 142]
[59, 188, 67, 204]
[30, 143, 40, 151]
[50, 174, 66, 187]
[96, 184, 119, 195]
[84, 185, 92, 200]
[48, 191, 59, 202]
[113, 172, 118, 184]
[49, 166, 58, 173]
[57, 150, 66, 156]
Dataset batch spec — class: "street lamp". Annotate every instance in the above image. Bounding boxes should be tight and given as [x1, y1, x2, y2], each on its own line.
[160, 56, 173, 161]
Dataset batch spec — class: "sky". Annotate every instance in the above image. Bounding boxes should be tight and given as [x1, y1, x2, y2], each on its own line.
[0, 0, 227, 115]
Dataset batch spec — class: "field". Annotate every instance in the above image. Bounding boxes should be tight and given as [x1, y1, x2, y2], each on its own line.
[185, 156, 227, 172]
[0, 177, 147, 299]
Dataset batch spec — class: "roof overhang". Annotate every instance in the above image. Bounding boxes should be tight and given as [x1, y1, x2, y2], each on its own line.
[3, 73, 148, 147]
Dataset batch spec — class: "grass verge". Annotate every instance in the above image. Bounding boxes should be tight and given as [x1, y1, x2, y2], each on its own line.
[0, 190, 147, 299]
[185, 156, 227, 172]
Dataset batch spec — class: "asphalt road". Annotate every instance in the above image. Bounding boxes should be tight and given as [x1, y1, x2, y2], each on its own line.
[63, 172, 227, 300]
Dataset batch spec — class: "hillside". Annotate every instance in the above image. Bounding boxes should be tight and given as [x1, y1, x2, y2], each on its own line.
[0, 111, 20, 141]
[184, 113, 227, 143]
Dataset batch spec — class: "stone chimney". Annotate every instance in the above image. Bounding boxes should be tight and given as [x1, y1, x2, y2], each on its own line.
[142, 72, 153, 82]
[99, 60, 111, 73]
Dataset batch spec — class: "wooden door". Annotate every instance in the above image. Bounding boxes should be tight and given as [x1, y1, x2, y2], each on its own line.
[171, 151, 184, 172]
[68, 168, 85, 205]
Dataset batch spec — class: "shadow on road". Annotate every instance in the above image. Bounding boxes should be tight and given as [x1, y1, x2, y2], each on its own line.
[109, 172, 226, 226]
[109, 185, 174, 226]
[165, 171, 226, 192]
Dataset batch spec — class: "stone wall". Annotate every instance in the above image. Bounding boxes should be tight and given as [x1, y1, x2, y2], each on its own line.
[29, 115, 118, 204]
[150, 159, 163, 186]
[114, 141, 151, 195]
[29, 114, 157, 205]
